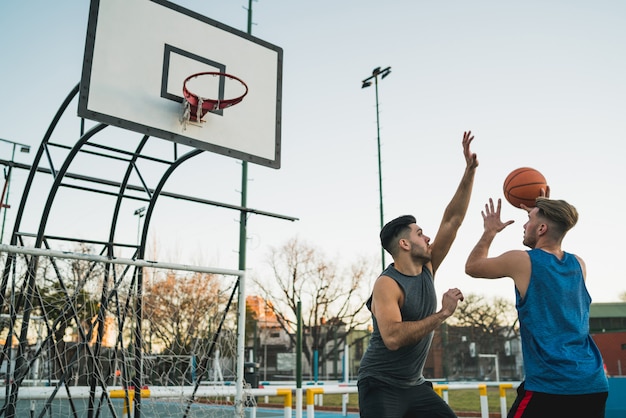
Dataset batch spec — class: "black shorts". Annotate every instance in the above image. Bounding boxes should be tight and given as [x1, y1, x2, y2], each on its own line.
[508, 381, 608, 418]
[358, 377, 456, 418]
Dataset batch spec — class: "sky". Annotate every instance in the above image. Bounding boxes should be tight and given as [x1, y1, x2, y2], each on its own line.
[1, 1, 625, 307]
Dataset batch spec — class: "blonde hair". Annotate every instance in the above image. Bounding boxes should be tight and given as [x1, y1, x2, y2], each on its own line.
[535, 197, 578, 235]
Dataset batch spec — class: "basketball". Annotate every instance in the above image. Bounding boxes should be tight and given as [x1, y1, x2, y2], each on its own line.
[503, 167, 547, 208]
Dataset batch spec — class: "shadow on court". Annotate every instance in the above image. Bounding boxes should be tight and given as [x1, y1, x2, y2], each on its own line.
[10, 399, 360, 418]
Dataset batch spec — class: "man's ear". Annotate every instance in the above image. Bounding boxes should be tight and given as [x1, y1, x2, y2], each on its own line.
[398, 238, 410, 250]
[538, 223, 548, 236]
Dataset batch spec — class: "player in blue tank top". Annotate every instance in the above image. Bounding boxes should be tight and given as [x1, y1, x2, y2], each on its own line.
[358, 131, 478, 418]
[465, 197, 608, 418]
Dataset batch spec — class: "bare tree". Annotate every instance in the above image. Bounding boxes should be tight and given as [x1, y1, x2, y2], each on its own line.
[441, 293, 520, 380]
[253, 237, 373, 376]
[452, 294, 516, 373]
[452, 293, 518, 344]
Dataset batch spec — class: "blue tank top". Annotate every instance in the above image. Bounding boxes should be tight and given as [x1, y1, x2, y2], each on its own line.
[357, 264, 437, 387]
[516, 249, 608, 394]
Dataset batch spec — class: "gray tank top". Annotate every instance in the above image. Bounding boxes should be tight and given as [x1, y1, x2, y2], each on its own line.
[357, 264, 437, 387]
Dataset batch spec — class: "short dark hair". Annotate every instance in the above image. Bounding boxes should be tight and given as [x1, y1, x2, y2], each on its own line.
[380, 215, 416, 255]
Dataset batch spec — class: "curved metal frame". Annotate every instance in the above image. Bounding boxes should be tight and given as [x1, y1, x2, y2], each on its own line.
[0, 84, 227, 418]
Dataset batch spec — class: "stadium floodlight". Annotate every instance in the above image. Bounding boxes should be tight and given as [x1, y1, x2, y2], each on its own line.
[360, 66, 392, 271]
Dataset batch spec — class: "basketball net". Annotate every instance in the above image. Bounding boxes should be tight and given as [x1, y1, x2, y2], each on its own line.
[180, 99, 192, 130]
[179, 72, 248, 130]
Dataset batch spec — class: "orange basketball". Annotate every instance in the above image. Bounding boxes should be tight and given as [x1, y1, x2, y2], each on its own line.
[503, 167, 547, 208]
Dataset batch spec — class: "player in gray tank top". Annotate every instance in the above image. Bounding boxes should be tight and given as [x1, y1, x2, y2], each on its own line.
[358, 131, 478, 418]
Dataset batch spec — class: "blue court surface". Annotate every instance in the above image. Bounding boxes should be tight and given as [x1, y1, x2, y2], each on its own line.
[8, 399, 359, 418]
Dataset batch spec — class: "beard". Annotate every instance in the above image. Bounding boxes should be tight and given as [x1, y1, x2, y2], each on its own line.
[522, 233, 536, 249]
[409, 243, 431, 263]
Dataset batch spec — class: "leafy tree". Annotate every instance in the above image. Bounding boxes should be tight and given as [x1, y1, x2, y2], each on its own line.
[142, 270, 233, 356]
[253, 237, 373, 377]
[28, 245, 103, 383]
[245, 300, 258, 347]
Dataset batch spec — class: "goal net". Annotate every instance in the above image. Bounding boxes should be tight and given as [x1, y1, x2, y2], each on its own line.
[0, 244, 253, 418]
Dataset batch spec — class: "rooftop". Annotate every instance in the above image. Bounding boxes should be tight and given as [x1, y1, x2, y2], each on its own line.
[590, 302, 626, 318]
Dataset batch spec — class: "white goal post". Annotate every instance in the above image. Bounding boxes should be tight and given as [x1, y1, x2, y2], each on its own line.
[0, 243, 249, 417]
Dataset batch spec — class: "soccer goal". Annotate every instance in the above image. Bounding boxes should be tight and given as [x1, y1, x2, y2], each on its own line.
[0, 243, 252, 418]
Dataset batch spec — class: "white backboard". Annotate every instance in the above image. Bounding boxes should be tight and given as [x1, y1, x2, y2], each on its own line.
[78, 0, 283, 168]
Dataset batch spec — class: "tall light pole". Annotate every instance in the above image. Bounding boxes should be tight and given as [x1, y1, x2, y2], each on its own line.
[0, 138, 31, 244]
[361, 66, 391, 271]
[134, 206, 146, 246]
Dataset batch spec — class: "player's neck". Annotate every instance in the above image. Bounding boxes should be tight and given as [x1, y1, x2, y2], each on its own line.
[392, 257, 424, 276]
[535, 241, 564, 259]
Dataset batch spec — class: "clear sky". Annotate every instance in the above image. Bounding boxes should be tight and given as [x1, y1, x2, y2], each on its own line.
[1, 1, 625, 305]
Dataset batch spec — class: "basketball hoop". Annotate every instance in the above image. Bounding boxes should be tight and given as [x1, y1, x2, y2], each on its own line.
[180, 72, 248, 126]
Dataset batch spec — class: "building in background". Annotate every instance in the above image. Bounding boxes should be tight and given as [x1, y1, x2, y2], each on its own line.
[243, 298, 626, 382]
[590, 302, 626, 376]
